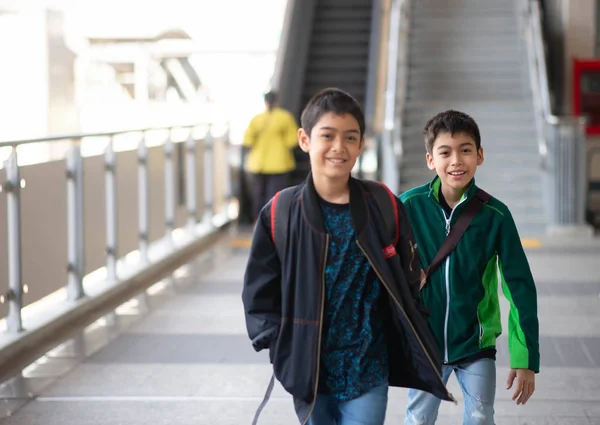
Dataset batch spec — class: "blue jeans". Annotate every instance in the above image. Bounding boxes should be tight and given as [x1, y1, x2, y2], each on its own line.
[307, 383, 388, 425]
[405, 358, 496, 425]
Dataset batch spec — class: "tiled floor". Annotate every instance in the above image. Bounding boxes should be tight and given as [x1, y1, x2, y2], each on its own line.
[1, 234, 599, 424]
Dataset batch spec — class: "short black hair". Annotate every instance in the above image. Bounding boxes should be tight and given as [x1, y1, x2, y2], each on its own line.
[264, 91, 278, 109]
[300, 88, 365, 138]
[423, 110, 481, 153]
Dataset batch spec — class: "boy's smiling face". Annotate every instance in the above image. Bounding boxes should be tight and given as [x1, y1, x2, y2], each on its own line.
[298, 112, 364, 181]
[426, 131, 484, 196]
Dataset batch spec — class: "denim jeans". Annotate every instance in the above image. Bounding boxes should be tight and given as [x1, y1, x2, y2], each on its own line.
[405, 358, 496, 425]
[307, 382, 388, 425]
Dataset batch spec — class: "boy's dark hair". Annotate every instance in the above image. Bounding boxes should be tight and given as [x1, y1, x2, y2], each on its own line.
[423, 110, 481, 153]
[300, 88, 365, 138]
[264, 91, 278, 110]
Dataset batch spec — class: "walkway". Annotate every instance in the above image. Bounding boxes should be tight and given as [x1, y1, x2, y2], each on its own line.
[1, 229, 599, 424]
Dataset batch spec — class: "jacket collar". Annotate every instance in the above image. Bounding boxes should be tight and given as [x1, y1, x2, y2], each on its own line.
[301, 172, 368, 235]
[427, 175, 478, 205]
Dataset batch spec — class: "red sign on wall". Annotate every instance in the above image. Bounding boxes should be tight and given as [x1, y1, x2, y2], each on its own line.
[573, 59, 600, 135]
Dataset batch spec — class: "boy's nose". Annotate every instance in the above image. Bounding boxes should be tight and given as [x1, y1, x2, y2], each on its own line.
[451, 153, 463, 165]
[331, 136, 344, 151]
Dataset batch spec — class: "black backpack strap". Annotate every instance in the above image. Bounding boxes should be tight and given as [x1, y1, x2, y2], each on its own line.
[252, 373, 275, 425]
[424, 188, 492, 279]
[252, 188, 294, 425]
[360, 180, 399, 246]
[269, 186, 295, 261]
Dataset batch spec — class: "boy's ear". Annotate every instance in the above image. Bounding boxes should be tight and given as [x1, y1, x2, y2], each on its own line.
[359, 136, 365, 153]
[477, 147, 484, 166]
[426, 152, 435, 170]
[298, 128, 310, 153]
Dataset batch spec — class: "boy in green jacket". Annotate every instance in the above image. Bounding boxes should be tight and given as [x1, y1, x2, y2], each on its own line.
[399, 110, 540, 425]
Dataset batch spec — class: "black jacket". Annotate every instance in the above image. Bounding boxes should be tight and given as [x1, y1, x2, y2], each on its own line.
[242, 175, 454, 423]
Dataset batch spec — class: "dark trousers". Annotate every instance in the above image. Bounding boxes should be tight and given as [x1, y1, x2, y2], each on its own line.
[251, 172, 289, 221]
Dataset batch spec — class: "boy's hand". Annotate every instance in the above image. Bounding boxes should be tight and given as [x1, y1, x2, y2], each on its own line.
[506, 368, 535, 405]
[419, 269, 426, 290]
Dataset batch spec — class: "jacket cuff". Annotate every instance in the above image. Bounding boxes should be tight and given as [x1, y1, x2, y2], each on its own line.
[251, 326, 279, 352]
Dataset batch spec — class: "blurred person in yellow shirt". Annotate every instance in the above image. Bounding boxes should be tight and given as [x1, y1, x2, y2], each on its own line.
[243, 91, 299, 221]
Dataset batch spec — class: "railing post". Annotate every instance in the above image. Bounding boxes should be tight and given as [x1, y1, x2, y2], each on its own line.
[4, 149, 24, 332]
[203, 126, 214, 225]
[185, 129, 197, 231]
[66, 140, 85, 300]
[138, 132, 150, 264]
[105, 137, 118, 282]
[164, 128, 175, 243]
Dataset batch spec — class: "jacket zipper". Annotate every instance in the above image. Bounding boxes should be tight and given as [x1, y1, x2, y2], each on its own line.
[439, 198, 465, 364]
[357, 241, 457, 404]
[301, 235, 329, 425]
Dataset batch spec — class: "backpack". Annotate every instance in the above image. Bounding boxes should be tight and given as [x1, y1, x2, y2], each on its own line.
[269, 180, 400, 258]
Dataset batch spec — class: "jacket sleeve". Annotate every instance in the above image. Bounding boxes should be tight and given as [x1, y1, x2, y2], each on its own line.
[241, 202, 282, 352]
[284, 111, 299, 148]
[496, 209, 540, 373]
[395, 198, 430, 319]
[243, 116, 258, 148]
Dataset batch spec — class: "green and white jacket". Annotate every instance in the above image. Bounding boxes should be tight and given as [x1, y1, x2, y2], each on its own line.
[399, 177, 540, 372]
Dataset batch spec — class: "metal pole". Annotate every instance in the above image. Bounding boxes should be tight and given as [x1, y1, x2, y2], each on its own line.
[164, 129, 175, 243]
[105, 137, 118, 282]
[4, 149, 23, 332]
[185, 131, 197, 231]
[203, 126, 214, 225]
[138, 132, 149, 264]
[66, 141, 85, 300]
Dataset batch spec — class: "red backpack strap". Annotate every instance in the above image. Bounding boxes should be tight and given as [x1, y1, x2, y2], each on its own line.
[270, 191, 281, 244]
[269, 187, 296, 260]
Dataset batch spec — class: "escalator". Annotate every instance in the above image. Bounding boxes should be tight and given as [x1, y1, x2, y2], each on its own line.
[275, 0, 379, 186]
[298, 0, 373, 113]
[238, 0, 381, 223]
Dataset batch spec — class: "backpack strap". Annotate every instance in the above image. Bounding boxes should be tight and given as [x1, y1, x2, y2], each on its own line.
[253, 188, 294, 425]
[360, 180, 399, 246]
[269, 186, 295, 260]
[252, 373, 275, 425]
[424, 188, 492, 279]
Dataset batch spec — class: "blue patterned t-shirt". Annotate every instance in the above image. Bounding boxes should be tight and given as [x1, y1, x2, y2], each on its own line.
[318, 198, 388, 401]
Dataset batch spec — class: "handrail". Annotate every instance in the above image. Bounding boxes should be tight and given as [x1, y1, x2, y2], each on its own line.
[0, 123, 203, 148]
[523, 0, 586, 168]
[0, 120, 234, 336]
[364, 0, 384, 139]
[523, 0, 592, 232]
[393, 0, 411, 162]
[378, 0, 410, 192]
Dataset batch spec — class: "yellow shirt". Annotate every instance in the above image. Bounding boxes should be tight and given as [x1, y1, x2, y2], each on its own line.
[243, 108, 298, 174]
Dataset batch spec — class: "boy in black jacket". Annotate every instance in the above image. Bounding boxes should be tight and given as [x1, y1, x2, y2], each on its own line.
[242, 88, 454, 425]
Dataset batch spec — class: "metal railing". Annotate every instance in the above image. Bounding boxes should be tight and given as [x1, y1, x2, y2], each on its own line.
[379, 0, 411, 193]
[522, 0, 592, 233]
[0, 123, 234, 334]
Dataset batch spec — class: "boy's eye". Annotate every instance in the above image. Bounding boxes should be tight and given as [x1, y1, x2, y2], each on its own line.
[462, 148, 472, 153]
[321, 134, 332, 139]
[439, 151, 449, 156]
[347, 136, 358, 142]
